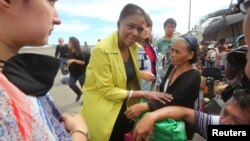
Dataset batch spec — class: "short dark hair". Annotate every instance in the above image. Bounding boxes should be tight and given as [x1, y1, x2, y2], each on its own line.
[118, 3, 146, 22]
[226, 46, 247, 71]
[233, 88, 250, 111]
[164, 18, 177, 28]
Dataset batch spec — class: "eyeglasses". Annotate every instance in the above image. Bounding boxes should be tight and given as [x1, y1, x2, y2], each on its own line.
[238, 0, 250, 14]
[180, 34, 198, 50]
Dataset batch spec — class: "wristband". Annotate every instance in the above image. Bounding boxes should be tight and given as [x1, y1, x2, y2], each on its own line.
[128, 90, 133, 100]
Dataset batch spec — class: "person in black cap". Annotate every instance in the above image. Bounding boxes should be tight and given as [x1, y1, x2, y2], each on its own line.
[221, 45, 250, 101]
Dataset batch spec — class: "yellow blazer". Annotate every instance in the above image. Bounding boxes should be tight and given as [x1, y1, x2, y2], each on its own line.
[80, 31, 141, 141]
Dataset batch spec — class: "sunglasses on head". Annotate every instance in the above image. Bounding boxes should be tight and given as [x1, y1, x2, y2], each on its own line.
[238, 0, 250, 14]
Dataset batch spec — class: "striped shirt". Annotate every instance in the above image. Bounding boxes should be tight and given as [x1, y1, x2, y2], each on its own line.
[194, 110, 220, 139]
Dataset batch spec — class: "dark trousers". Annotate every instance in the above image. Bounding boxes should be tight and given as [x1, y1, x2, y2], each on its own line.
[68, 73, 85, 96]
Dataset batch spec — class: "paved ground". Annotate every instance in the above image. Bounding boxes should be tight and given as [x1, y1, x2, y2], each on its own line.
[20, 47, 82, 114]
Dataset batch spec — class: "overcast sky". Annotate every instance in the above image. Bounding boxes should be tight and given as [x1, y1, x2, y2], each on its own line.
[48, 0, 237, 45]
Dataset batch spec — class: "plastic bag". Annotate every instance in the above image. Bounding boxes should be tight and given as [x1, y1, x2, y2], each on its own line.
[151, 118, 186, 141]
[135, 113, 187, 141]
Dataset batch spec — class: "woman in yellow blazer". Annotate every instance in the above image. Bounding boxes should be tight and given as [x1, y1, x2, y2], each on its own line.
[80, 4, 172, 141]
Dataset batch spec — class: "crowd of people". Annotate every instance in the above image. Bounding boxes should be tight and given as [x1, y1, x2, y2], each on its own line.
[0, 0, 250, 141]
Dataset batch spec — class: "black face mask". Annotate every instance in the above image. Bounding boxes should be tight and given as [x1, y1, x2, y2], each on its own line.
[0, 53, 60, 97]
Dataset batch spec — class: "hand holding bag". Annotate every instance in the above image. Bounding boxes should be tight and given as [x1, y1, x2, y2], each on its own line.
[135, 112, 187, 141]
